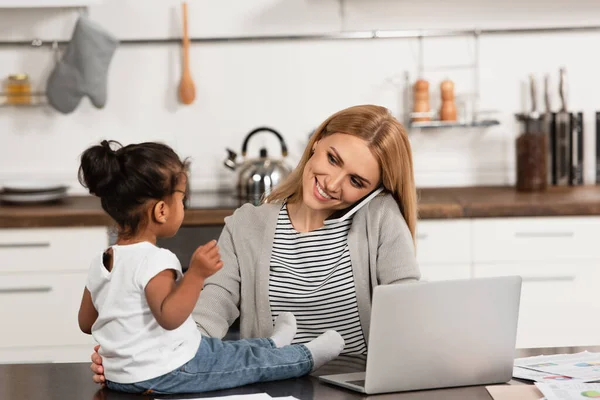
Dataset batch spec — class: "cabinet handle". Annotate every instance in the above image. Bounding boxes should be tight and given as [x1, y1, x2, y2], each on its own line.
[521, 275, 576, 283]
[514, 232, 574, 238]
[0, 287, 53, 294]
[417, 233, 428, 240]
[0, 242, 50, 249]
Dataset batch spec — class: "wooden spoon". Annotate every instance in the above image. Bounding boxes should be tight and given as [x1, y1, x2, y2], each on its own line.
[178, 1, 196, 105]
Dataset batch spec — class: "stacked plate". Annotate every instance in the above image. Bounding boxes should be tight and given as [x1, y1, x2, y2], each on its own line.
[0, 181, 69, 204]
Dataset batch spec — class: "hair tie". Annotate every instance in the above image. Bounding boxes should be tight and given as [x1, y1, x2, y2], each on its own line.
[101, 140, 115, 155]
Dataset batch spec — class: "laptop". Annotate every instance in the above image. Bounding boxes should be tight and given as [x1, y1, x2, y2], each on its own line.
[318, 276, 522, 395]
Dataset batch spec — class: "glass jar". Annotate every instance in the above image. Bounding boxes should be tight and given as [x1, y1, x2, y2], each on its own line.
[4, 74, 32, 105]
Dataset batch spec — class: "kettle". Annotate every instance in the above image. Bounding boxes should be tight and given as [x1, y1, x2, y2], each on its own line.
[224, 127, 292, 205]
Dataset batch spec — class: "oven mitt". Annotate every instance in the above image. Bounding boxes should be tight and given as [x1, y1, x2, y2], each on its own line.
[46, 16, 118, 114]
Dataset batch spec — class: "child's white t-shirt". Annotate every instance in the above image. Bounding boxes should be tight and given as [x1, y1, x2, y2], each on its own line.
[86, 241, 201, 384]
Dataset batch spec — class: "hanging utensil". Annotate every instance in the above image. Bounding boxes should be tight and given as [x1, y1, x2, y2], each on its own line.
[178, 2, 196, 105]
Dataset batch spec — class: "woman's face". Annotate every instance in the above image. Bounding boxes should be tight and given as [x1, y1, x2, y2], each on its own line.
[302, 133, 381, 212]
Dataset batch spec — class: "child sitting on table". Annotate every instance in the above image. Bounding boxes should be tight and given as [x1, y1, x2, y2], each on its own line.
[77, 140, 344, 394]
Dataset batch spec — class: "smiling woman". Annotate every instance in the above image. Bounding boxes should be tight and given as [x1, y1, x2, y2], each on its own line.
[201, 104, 420, 350]
[90, 104, 420, 385]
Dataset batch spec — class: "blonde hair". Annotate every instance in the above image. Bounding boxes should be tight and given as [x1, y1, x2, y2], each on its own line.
[265, 105, 417, 243]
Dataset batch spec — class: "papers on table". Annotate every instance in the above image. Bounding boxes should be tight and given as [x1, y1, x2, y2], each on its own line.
[535, 382, 600, 400]
[513, 365, 587, 383]
[514, 352, 600, 383]
[158, 394, 300, 400]
[509, 352, 600, 400]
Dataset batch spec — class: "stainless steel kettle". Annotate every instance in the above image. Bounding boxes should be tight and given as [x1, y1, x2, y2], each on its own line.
[224, 127, 292, 205]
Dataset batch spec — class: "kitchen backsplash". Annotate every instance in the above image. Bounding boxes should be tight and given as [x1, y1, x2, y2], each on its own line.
[0, 0, 599, 194]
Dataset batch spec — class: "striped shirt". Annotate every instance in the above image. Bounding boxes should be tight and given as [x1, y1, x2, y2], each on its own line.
[268, 203, 367, 354]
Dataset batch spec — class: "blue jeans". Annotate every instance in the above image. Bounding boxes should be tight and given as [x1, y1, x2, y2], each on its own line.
[106, 336, 314, 394]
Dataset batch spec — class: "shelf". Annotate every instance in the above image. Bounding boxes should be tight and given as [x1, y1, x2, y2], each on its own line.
[0, 92, 47, 107]
[0, 0, 100, 8]
[408, 119, 500, 130]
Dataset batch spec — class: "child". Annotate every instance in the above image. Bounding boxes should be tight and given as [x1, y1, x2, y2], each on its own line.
[77, 140, 344, 394]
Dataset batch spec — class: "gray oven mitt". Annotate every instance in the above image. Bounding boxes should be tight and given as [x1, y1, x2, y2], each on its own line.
[46, 16, 118, 114]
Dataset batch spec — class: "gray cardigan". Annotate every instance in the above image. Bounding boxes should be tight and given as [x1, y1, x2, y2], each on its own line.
[193, 193, 420, 344]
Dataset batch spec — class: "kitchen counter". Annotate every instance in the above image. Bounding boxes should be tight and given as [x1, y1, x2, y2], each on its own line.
[1, 185, 599, 228]
[2, 346, 599, 400]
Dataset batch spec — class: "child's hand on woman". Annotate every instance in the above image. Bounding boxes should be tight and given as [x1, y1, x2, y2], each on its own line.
[189, 240, 223, 280]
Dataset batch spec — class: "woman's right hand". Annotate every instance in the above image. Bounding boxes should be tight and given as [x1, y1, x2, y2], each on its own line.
[91, 345, 106, 385]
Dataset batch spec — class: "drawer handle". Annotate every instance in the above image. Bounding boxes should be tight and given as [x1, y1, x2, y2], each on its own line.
[522, 275, 576, 283]
[417, 233, 429, 240]
[0, 287, 53, 294]
[514, 232, 574, 238]
[0, 242, 51, 249]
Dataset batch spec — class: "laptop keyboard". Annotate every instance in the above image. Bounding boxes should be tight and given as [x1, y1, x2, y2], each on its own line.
[346, 380, 365, 387]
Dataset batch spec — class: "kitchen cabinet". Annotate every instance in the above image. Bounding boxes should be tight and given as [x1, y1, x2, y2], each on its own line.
[471, 216, 600, 349]
[2, 214, 597, 363]
[416, 220, 471, 282]
[416, 216, 600, 349]
[0, 227, 108, 364]
[472, 216, 600, 263]
[474, 261, 600, 349]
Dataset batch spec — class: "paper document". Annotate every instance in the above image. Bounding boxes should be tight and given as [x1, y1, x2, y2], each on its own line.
[161, 394, 274, 400]
[515, 352, 600, 382]
[514, 366, 586, 383]
[535, 382, 600, 400]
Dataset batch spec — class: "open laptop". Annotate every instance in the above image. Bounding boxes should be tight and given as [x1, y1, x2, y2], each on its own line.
[318, 276, 522, 395]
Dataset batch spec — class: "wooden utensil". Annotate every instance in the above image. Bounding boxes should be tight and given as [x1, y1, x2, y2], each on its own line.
[178, 1, 196, 105]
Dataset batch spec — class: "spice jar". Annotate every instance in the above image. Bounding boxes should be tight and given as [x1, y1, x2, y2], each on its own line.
[4, 74, 32, 105]
[516, 118, 548, 192]
[412, 79, 431, 122]
[440, 79, 457, 121]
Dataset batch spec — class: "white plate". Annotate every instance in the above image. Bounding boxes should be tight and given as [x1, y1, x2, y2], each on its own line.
[0, 191, 67, 204]
[1, 181, 68, 193]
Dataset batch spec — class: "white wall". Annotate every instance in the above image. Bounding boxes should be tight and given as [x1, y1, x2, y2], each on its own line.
[0, 0, 599, 194]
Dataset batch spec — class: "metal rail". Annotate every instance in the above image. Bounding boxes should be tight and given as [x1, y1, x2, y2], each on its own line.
[0, 24, 599, 48]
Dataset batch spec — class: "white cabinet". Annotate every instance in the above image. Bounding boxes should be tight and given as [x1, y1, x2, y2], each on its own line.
[416, 220, 471, 282]
[472, 217, 600, 263]
[471, 216, 600, 349]
[416, 216, 600, 349]
[0, 227, 108, 364]
[474, 261, 600, 349]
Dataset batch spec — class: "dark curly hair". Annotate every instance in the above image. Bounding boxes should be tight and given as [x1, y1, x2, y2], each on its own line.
[78, 140, 188, 239]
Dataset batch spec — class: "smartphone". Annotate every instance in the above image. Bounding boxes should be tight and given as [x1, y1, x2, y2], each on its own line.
[325, 186, 385, 223]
